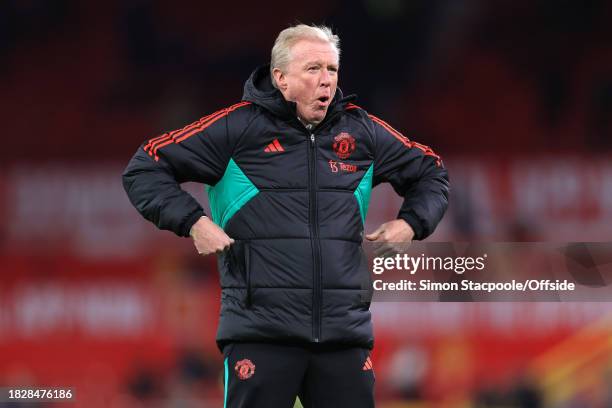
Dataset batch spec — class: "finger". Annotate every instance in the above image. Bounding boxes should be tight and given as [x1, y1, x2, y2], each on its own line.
[365, 225, 384, 241]
[365, 232, 379, 241]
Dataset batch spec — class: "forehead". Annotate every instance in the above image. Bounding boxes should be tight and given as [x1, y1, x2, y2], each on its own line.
[289, 39, 339, 65]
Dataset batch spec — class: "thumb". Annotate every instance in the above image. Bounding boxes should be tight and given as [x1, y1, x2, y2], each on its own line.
[365, 225, 384, 241]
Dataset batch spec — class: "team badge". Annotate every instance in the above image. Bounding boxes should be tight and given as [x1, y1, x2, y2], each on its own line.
[333, 132, 356, 159]
[235, 359, 256, 380]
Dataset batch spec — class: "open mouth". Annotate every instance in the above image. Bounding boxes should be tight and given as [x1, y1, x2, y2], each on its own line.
[317, 96, 330, 105]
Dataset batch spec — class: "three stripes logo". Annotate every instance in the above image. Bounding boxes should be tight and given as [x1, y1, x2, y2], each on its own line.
[362, 356, 374, 371]
[264, 138, 285, 153]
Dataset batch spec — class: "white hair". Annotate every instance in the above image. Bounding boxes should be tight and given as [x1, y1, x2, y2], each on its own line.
[270, 24, 340, 89]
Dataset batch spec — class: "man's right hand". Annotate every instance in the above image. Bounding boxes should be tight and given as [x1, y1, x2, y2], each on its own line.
[189, 216, 235, 255]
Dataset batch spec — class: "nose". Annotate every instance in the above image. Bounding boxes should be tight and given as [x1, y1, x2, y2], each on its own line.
[320, 69, 331, 87]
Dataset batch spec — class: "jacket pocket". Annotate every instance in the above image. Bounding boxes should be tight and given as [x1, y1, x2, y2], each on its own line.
[225, 241, 251, 308]
[359, 246, 374, 306]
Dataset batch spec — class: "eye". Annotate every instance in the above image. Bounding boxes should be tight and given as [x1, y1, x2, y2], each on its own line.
[308, 66, 319, 72]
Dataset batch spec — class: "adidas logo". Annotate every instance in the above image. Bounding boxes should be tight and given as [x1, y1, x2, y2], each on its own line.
[264, 139, 285, 153]
[362, 356, 373, 371]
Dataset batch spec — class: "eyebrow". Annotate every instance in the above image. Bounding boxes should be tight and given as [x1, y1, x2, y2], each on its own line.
[303, 61, 339, 69]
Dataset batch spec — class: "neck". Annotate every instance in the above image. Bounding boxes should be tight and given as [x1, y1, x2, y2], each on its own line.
[298, 116, 315, 130]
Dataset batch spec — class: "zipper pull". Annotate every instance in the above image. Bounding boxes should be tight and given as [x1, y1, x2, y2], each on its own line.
[310, 134, 315, 144]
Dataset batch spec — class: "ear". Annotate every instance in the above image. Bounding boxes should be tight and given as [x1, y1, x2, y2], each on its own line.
[272, 68, 287, 91]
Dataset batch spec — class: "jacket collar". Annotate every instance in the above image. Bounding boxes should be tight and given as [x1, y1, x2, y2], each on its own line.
[242, 64, 356, 125]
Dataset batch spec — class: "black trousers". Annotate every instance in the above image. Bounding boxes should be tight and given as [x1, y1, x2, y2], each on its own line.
[222, 342, 376, 408]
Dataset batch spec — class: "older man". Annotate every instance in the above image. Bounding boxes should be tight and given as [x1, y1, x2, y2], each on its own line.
[123, 24, 448, 408]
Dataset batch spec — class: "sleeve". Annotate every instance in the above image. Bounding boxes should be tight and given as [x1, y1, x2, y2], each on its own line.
[371, 115, 449, 240]
[122, 105, 246, 237]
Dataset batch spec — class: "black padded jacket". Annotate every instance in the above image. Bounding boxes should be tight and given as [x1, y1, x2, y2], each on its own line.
[122, 65, 449, 350]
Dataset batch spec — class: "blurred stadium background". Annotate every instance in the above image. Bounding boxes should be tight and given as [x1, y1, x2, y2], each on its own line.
[1, 0, 612, 407]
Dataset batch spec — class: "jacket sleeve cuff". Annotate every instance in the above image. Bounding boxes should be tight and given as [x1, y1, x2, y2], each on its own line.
[180, 209, 206, 237]
[397, 210, 425, 241]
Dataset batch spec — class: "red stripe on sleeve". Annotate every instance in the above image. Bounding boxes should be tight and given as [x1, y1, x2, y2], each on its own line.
[369, 114, 442, 166]
[149, 101, 251, 160]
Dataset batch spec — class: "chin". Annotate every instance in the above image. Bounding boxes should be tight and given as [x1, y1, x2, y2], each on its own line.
[309, 118, 324, 126]
[301, 108, 327, 126]
[311, 112, 327, 124]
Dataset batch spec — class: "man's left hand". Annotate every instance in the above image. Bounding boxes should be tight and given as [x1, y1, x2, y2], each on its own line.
[365, 219, 415, 257]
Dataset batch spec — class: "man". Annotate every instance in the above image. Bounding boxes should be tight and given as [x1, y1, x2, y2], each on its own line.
[123, 24, 448, 408]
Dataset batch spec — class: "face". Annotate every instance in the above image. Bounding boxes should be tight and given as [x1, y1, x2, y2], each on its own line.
[273, 39, 339, 125]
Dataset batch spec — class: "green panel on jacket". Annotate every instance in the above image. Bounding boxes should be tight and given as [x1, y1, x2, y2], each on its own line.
[207, 158, 259, 229]
[354, 164, 374, 224]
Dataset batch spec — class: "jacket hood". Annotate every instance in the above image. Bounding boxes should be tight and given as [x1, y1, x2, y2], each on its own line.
[242, 64, 355, 121]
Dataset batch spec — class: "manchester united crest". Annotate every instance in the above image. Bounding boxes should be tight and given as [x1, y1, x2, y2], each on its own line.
[234, 359, 256, 380]
[333, 132, 356, 159]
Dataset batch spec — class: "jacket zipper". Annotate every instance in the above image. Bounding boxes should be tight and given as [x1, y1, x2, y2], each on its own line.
[308, 132, 322, 342]
[300, 108, 345, 343]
